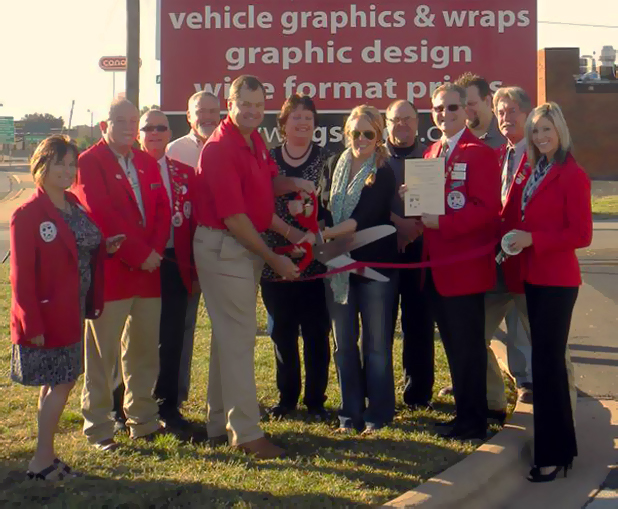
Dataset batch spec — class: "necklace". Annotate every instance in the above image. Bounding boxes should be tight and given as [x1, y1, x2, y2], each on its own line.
[283, 142, 312, 161]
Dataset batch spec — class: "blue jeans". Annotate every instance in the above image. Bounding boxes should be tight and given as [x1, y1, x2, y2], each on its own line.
[327, 273, 397, 430]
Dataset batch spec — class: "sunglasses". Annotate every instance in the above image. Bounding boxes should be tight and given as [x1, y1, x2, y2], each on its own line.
[351, 130, 376, 140]
[140, 125, 169, 132]
[432, 104, 462, 113]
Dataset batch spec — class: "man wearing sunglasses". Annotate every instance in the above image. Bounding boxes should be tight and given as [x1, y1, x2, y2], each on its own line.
[384, 99, 434, 412]
[138, 109, 200, 437]
[420, 83, 501, 440]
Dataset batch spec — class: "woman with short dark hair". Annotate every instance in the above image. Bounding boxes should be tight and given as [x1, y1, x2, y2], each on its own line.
[260, 94, 331, 421]
[10, 135, 123, 480]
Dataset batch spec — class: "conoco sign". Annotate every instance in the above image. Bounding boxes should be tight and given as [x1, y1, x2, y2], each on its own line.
[99, 56, 142, 71]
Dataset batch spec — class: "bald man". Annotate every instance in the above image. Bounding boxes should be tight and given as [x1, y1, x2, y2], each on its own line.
[138, 109, 199, 434]
[385, 99, 434, 410]
[73, 99, 172, 451]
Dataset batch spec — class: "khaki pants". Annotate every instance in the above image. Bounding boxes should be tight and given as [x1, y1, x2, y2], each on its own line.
[193, 226, 264, 446]
[485, 292, 577, 416]
[82, 297, 162, 443]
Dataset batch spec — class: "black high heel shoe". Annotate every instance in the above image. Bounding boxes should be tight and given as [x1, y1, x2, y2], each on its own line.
[527, 463, 573, 483]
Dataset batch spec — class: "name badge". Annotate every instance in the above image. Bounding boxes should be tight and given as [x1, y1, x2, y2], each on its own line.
[451, 170, 466, 181]
[454, 163, 467, 172]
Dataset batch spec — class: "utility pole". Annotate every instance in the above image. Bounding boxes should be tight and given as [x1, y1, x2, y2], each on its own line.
[67, 100, 75, 132]
[126, 0, 140, 110]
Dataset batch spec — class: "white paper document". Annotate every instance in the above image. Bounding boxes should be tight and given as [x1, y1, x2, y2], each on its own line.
[404, 158, 446, 216]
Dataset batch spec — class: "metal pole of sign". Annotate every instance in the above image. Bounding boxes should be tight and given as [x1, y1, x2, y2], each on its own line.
[126, 0, 140, 110]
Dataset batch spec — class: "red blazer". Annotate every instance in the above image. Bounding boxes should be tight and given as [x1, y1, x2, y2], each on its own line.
[165, 156, 197, 291]
[73, 140, 172, 301]
[10, 189, 105, 348]
[495, 145, 532, 293]
[423, 128, 501, 297]
[501, 153, 592, 288]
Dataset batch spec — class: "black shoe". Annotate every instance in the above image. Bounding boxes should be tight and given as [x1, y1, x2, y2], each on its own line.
[160, 409, 193, 432]
[111, 411, 127, 434]
[518, 384, 534, 404]
[527, 463, 571, 483]
[267, 404, 294, 420]
[435, 416, 459, 428]
[487, 409, 507, 426]
[439, 424, 487, 440]
[307, 407, 330, 422]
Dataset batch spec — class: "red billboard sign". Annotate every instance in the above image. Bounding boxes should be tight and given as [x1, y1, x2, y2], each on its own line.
[160, 0, 537, 113]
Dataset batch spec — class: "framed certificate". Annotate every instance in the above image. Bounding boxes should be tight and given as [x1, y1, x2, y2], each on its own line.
[404, 158, 446, 216]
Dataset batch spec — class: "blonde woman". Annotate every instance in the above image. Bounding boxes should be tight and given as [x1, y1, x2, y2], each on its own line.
[504, 102, 592, 482]
[319, 105, 398, 433]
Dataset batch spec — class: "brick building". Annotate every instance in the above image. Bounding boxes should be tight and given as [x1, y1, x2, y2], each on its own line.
[538, 48, 618, 179]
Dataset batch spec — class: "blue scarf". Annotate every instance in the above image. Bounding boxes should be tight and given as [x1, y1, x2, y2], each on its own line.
[328, 149, 377, 304]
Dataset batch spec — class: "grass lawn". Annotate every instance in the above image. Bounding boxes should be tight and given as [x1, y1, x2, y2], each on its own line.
[592, 195, 618, 218]
[0, 264, 514, 508]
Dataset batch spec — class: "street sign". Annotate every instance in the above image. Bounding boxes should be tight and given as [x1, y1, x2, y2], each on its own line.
[99, 56, 143, 72]
[24, 134, 48, 144]
[0, 116, 15, 144]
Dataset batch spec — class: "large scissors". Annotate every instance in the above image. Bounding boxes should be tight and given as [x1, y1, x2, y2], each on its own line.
[313, 223, 395, 282]
[276, 191, 396, 281]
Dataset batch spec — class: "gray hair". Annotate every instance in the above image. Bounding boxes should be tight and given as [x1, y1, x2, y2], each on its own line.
[431, 83, 466, 105]
[188, 91, 220, 108]
[493, 87, 533, 115]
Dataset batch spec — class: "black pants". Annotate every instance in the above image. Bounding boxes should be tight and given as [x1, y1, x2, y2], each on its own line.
[392, 238, 435, 405]
[433, 286, 487, 429]
[260, 279, 331, 410]
[525, 283, 578, 468]
[154, 248, 189, 417]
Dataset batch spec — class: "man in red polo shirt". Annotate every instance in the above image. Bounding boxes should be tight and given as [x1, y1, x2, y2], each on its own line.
[194, 75, 310, 459]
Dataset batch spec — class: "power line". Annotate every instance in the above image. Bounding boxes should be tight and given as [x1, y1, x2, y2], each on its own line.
[539, 20, 618, 29]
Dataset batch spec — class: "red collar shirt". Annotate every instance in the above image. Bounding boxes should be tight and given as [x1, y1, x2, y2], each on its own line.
[193, 116, 278, 233]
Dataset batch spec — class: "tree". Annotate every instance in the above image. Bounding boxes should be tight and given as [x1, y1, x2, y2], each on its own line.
[21, 113, 64, 133]
[140, 105, 161, 115]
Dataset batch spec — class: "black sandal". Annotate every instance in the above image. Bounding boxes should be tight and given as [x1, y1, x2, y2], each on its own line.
[54, 458, 83, 478]
[25, 463, 64, 481]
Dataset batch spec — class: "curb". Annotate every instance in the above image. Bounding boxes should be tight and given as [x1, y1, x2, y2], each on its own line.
[0, 174, 25, 204]
[382, 341, 533, 508]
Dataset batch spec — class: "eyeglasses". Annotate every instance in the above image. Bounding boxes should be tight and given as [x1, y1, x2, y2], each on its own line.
[351, 130, 376, 140]
[431, 104, 462, 113]
[140, 125, 169, 133]
[386, 116, 416, 124]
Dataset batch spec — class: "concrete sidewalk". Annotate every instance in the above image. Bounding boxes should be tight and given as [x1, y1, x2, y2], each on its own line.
[384, 221, 618, 508]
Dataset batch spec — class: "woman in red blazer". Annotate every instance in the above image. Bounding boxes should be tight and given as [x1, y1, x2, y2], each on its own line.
[10, 136, 123, 481]
[505, 103, 592, 482]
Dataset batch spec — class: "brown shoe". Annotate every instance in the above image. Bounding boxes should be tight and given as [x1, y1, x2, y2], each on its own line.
[92, 438, 119, 452]
[236, 437, 285, 459]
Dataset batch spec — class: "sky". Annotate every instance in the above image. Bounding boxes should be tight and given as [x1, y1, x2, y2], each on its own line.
[0, 0, 616, 128]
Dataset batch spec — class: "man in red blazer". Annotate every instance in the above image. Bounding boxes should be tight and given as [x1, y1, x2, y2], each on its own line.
[73, 99, 172, 450]
[138, 108, 198, 434]
[421, 83, 501, 440]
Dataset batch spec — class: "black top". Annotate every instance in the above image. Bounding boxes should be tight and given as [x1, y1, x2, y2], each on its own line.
[319, 152, 398, 274]
[262, 143, 328, 280]
[386, 139, 427, 217]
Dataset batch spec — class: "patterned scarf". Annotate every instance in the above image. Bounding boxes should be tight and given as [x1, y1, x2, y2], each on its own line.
[328, 149, 378, 304]
[521, 156, 554, 215]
